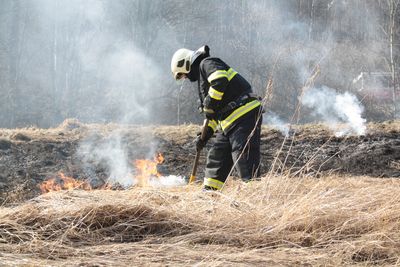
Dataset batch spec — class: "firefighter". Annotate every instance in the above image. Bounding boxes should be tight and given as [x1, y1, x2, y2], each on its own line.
[171, 45, 262, 190]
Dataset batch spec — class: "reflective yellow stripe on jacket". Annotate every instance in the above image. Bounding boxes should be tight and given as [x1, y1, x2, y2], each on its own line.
[220, 99, 261, 132]
[204, 177, 224, 190]
[208, 87, 224, 100]
[207, 68, 238, 100]
[207, 68, 237, 83]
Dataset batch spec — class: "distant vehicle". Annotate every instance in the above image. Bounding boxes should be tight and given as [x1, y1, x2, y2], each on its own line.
[352, 72, 399, 102]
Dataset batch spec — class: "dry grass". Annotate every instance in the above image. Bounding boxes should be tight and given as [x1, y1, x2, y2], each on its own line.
[1, 174, 400, 266]
[0, 119, 397, 142]
[0, 119, 399, 265]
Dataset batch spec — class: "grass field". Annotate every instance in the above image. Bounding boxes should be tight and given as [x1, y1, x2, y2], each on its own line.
[1, 174, 400, 266]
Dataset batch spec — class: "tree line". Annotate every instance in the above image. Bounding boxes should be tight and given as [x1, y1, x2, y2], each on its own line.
[0, 0, 398, 128]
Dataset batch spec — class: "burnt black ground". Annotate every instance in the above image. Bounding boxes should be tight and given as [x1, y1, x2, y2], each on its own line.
[0, 120, 399, 203]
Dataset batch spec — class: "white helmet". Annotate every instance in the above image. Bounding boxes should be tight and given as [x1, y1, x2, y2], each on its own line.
[171, 46, 209, 80]
[171, 48, 194, 80]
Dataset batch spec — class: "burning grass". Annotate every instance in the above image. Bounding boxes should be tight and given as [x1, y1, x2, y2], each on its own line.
[1, 174, 400, 266]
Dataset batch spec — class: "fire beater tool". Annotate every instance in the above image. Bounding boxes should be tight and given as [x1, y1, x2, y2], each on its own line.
[189, 119, 209, 184]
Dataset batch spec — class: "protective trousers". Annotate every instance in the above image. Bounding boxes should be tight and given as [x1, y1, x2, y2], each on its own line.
[204, 109, 262, 190]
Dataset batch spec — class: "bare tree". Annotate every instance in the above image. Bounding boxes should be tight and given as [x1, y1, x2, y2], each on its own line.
[7, 0, 21, 127]
[388, 0, 399, 117]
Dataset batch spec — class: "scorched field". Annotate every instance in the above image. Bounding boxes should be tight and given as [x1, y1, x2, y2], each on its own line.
[0, 120, 399, 266]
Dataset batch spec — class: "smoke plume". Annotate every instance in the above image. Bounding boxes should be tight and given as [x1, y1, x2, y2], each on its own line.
[78, 132, 133, 187]
[263, 112, 290, 136]
[78, 130, 186, 188]
[301, 86, 366, 136]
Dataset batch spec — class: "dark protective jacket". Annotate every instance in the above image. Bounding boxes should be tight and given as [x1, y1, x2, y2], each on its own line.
[199, 57, 261, 134]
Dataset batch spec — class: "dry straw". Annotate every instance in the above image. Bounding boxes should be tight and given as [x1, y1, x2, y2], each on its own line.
[1, 174, 400, 266]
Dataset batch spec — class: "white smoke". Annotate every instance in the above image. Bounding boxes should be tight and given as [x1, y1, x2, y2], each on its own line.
[263, 112, 290, 136]
[301, 86, 366, 136]
[78, 130, 186, 188]
[334, 92, 367, 135]
[149, 175, 186, 187]
[78, 132, 133, 187]
[70, 1, 174, 188]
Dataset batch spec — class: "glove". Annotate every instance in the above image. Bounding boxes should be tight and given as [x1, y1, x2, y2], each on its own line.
[195, 134, 207, 152]
[194, 127, 214, 152]
[203, 107, 216, 120]
[205, 112, 216, 120]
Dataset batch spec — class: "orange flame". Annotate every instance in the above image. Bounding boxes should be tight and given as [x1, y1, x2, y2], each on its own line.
[134, 153, 164, 186]
[39, 153, 166, 193]
[40, 172, 92, 193]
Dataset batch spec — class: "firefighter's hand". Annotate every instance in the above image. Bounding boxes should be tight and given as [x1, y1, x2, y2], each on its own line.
[195, 135, 207, 152]
[203, 107, 216, 120]
[205, 113, 216, 120]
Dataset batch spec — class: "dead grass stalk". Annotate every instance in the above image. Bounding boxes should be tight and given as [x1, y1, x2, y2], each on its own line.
[1, 175, 400, 265]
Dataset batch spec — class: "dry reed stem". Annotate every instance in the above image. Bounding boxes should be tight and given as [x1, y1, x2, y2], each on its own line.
[1, 175, 400, 266]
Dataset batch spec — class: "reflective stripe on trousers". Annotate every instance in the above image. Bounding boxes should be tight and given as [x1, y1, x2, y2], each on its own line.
[203, 178, 224, 190]
[204, 108, 262, 187]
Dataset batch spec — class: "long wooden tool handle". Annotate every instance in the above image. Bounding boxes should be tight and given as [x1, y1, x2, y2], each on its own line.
[189, 119, 209, 184]
[189, 151, 201, 183]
